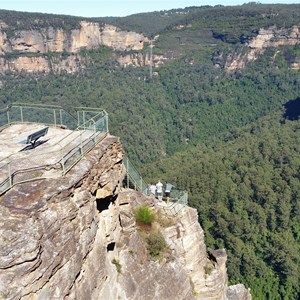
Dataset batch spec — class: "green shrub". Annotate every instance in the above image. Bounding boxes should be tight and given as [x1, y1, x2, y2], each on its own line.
[146, 232, 167, 259]
[134, 205, 155, 225]
[204, 261, 214, 276]
[112, 258, 122, 273]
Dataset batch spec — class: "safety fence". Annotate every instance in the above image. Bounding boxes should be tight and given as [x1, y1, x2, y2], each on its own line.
[122, 155, 188, 216]
[0, 103, 188, 214]
[123, 155, 150, 195]
[0, 103, 108, 195]
[155, 189, 188, 217]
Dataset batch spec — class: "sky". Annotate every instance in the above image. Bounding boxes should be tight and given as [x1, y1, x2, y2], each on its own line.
[0, 0, 299, 18]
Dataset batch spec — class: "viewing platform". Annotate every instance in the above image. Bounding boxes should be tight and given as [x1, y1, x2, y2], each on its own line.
[0, 103, 108, 195]
[123, 155, 188, 215]
[0, 103, 188, 212]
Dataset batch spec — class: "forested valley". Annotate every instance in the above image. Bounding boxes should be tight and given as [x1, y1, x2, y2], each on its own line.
[143, 109, 300, 299]
[0, 3, 299, 299]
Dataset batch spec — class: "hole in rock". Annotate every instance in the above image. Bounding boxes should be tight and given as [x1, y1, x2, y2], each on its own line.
[107, 242, 115, 252]
[96, 195, 116, 212]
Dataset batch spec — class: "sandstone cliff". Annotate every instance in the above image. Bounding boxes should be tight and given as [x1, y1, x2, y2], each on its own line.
[0, 133, 251, 300]
[217, 25, 300, 71]
[0, 20, 147, 74]
[1, 14, 298, 75]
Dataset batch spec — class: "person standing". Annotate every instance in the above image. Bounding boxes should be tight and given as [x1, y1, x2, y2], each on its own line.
[165, 183, 173, 203]
[149, 184, 156, 196]
[156, 180, 163, 201]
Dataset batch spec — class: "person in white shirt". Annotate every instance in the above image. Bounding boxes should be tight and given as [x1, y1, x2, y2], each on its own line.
[156, 180, 163, 201]
[149, 184, 156, 196]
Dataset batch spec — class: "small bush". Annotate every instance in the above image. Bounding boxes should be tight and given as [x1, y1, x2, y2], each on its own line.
[134, 205, 155, 225]
[189, 277, 199, 296]
[146, 232, 167, 259]
[204, 261, 214, 276]
[112, 258, 122, 273]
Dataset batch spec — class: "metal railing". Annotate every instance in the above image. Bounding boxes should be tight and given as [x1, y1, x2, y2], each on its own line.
[0, 103, 78, 131]
[122, 155, 188, 216]
[0, 103, 109, 195]
[156, 189, 188, 216]
[123, 155, 150, 195]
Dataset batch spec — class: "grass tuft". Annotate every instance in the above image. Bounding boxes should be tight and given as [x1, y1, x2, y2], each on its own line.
[134, 205, 155, 225]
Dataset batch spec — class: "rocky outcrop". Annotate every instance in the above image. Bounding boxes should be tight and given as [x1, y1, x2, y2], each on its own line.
[118, 51, 175, 68]
[1, 21, 146, 54]
[0, 135, 125, 299]
[215, 26, 300, 71]
[0, 54, 86, 74]
[0, 133, 251, 299]
[0, 20, 147, 74]
[248, 26, 300, 49]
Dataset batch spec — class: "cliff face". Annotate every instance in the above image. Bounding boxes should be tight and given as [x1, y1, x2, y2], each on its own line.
[221, 25, 300, 71]
[0, 135, 125, 299]
[117, 50, 175, 69]
[1, 16, 299, 75]
[0, 133, 251, 300]
[0, 20, 147, 74]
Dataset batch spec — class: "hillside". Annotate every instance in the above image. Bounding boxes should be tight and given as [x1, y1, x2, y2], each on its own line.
[0, 4, 299, 299]
[0, 4, 299, 165]
[143, 108, 300, 299]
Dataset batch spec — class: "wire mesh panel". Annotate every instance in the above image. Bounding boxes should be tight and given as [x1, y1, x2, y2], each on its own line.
[0, 107, 9, 130]
[7, 104, 78, 129]
[123, 155, 149, 195]
[76, 109, 108, 133]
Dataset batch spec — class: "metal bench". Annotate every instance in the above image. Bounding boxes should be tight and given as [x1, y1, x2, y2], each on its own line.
[26, 127, 49, 147]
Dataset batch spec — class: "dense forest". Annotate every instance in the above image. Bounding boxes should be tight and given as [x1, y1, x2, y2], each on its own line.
[143, 109, 300, 299]
[0, 3, 299, 299]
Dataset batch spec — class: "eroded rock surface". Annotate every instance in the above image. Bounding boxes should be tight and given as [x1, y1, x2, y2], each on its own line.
[0, 21, 147, 74]
[0, 135, 124, 299]
[0, 134, 251, 300]
[222, 26, 300, 71]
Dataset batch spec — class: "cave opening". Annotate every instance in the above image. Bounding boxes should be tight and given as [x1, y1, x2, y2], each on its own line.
[96, 195, 117, 213]
[107, 242, 115, 252]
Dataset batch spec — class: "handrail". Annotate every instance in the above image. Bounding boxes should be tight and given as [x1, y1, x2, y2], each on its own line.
[0, 104, 109, 195]
[123, 155, 149, 195]
[0, 130, 106, 194]
[122, 154, 188, 216]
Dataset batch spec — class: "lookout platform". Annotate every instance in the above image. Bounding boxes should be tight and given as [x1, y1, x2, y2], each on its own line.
[0, 103, 109, 194]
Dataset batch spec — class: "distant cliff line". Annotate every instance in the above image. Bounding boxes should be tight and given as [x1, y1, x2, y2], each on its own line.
[0, 16, 299, 74]
[0, 20, 147, 74]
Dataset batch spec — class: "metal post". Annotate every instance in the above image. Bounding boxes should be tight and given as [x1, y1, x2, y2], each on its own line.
[105, 115, 108, 133]
[61, 148, 65, 174]
[53, 109, 57, 127]
[80, 132, 83, 155]
[7, 110, 10, 124]
[83, 111, 86, 130]
[93, 121, 96, 143]
[20, 106, 23, 123]
[126, 158, 129, 188]
[59, 109, 63, 126]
